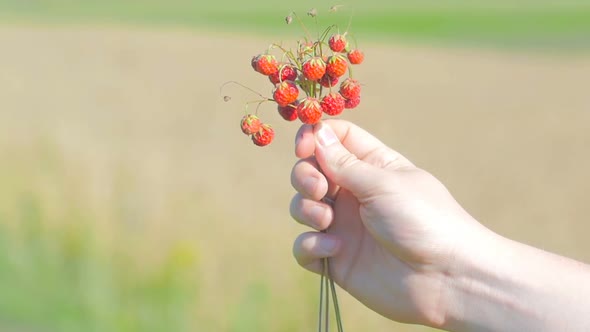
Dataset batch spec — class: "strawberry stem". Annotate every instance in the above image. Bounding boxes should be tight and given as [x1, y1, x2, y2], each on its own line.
[328, 261, 344, 332]
[272, 43, 299, 66]
[243, 99, 273, 115]
[318, 258, 344, 332]
[318, 25, 337, 46]
[318, 269, 325, 332]
[220, 81, 269, 100]
[345, 9, 354, 34]
[291, 11, 312, 42]
[324, 263, 330, 331]
[349, 33, 359, 50]
[314, 16, 321, 43]
[348, 65, 354, 79]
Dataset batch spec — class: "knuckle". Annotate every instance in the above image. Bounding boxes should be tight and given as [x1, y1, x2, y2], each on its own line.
[332, 152, 360, 171]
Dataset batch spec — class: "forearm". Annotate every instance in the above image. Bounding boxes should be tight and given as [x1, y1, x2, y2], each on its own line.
[442, 228, 590, 332]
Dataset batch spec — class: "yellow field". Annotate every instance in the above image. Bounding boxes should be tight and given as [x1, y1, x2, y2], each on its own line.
[0, 25, 589, 331]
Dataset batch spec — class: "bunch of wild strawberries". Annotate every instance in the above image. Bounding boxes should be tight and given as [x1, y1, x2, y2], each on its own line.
[231, 11, 365, 147]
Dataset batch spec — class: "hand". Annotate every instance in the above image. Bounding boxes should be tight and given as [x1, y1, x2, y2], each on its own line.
[290, 120, 489, 327]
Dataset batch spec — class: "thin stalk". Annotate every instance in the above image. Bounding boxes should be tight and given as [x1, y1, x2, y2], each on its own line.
[345, 10, 354, 33]
[318, 25, 337, 46]
[324, 258, 330, 332]
[327, 259, 344, 332]
[272, 43, 299, 66]
[291, 11, 312, 42]
[242, 99, 274, 115]
[318, 269, 325, 332]
[315, 16, 320, 42]
[220, 81, 269, 100]
[348, 64, 354, 79]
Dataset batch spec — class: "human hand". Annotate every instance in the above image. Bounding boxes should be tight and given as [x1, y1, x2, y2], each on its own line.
[290, 120, 491, 327]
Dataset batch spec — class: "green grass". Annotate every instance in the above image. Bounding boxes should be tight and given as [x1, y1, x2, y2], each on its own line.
[0, 141, 322, 332]
[0, 192, 320, 332]
[1, 0, 590, 48]
[0, 194, 198, 332]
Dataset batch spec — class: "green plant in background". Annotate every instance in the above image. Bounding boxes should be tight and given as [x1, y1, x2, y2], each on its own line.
[0, 0, 589, 48]
[0, 144, 325, 331]
[0, 194, 198, 332]
[228, 281, 270, 332]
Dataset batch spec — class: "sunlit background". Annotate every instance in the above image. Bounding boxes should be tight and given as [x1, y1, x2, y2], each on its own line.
[0, 1, 589, 331]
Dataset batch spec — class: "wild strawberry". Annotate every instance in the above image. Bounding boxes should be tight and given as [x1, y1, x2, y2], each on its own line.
[319, 74, 339, 88]
[321, 92, 345, 116]
[296, 97, 323, 124]
[278, 103, 298, 121]
[256, 54, 279, 76]
[251, 55, 260, 73]
[269, 64, 297, 84]
[339, 78, 361, 99]
[302, 57, 326, 81]
[344, 95, 361, 109]
[273, 80, 299, 107]
[240, 114, 262, 135]
[329, 34, 348, 53]
[326, 54, 348, 78]
[347, 49, 364, 65]
[252, 124, 275, 146]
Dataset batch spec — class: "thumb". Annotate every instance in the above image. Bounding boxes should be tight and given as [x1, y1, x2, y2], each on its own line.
[314, 122, 387, 199]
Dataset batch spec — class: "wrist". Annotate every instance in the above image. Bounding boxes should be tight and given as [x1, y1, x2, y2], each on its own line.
[439, 228, 530, 331]
[439, 223, 590, 332]
[434, 222, 545, 331]
[416, 219, 501, 330]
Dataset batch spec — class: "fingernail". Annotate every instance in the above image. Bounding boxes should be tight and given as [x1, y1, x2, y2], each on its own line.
[320, 237, 338, 254]
[316, 123, 338, 147]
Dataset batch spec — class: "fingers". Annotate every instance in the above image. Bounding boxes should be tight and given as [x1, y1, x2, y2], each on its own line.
[290, 193, 334, 230]
[293, 231, 341, 274]
[295, 119, 414, 170]
[295, 124, 315, 159]
[290, 157, 328, 201]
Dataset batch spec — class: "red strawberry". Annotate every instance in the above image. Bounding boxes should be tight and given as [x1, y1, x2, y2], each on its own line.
[326, 54, 348, 78]
[296, 97, 323, 124]
[251, 55, 260, 73]
[256, 54, 279, 76]
[302, 57, 326, 81]
[347, 49, 364, 65]
[278, 103, 298, 121]
[273, 81, 299, 107]
[344, 95, 361, 109]
[328, 34, 348, 53]
[319, 74, 339, 88]
[269, 64, 297, 84]
[321, 92, 345, 116]
[339, 78, 361, 99]
[252, 124, 275, 146]
[240, 114, 262, 135]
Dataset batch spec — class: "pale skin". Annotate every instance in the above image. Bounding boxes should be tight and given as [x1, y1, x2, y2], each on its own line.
[290, 119, 590, 331]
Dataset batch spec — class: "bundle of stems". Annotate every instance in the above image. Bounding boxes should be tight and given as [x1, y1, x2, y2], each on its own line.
[317, 253, 344, 331]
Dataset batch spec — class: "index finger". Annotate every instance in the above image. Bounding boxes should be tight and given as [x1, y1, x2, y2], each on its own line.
[295, 119, 413, 169]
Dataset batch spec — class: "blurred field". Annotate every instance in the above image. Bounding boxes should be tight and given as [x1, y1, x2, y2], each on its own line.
[1, 0, 590, 48]
[1, 3, 590, 332]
